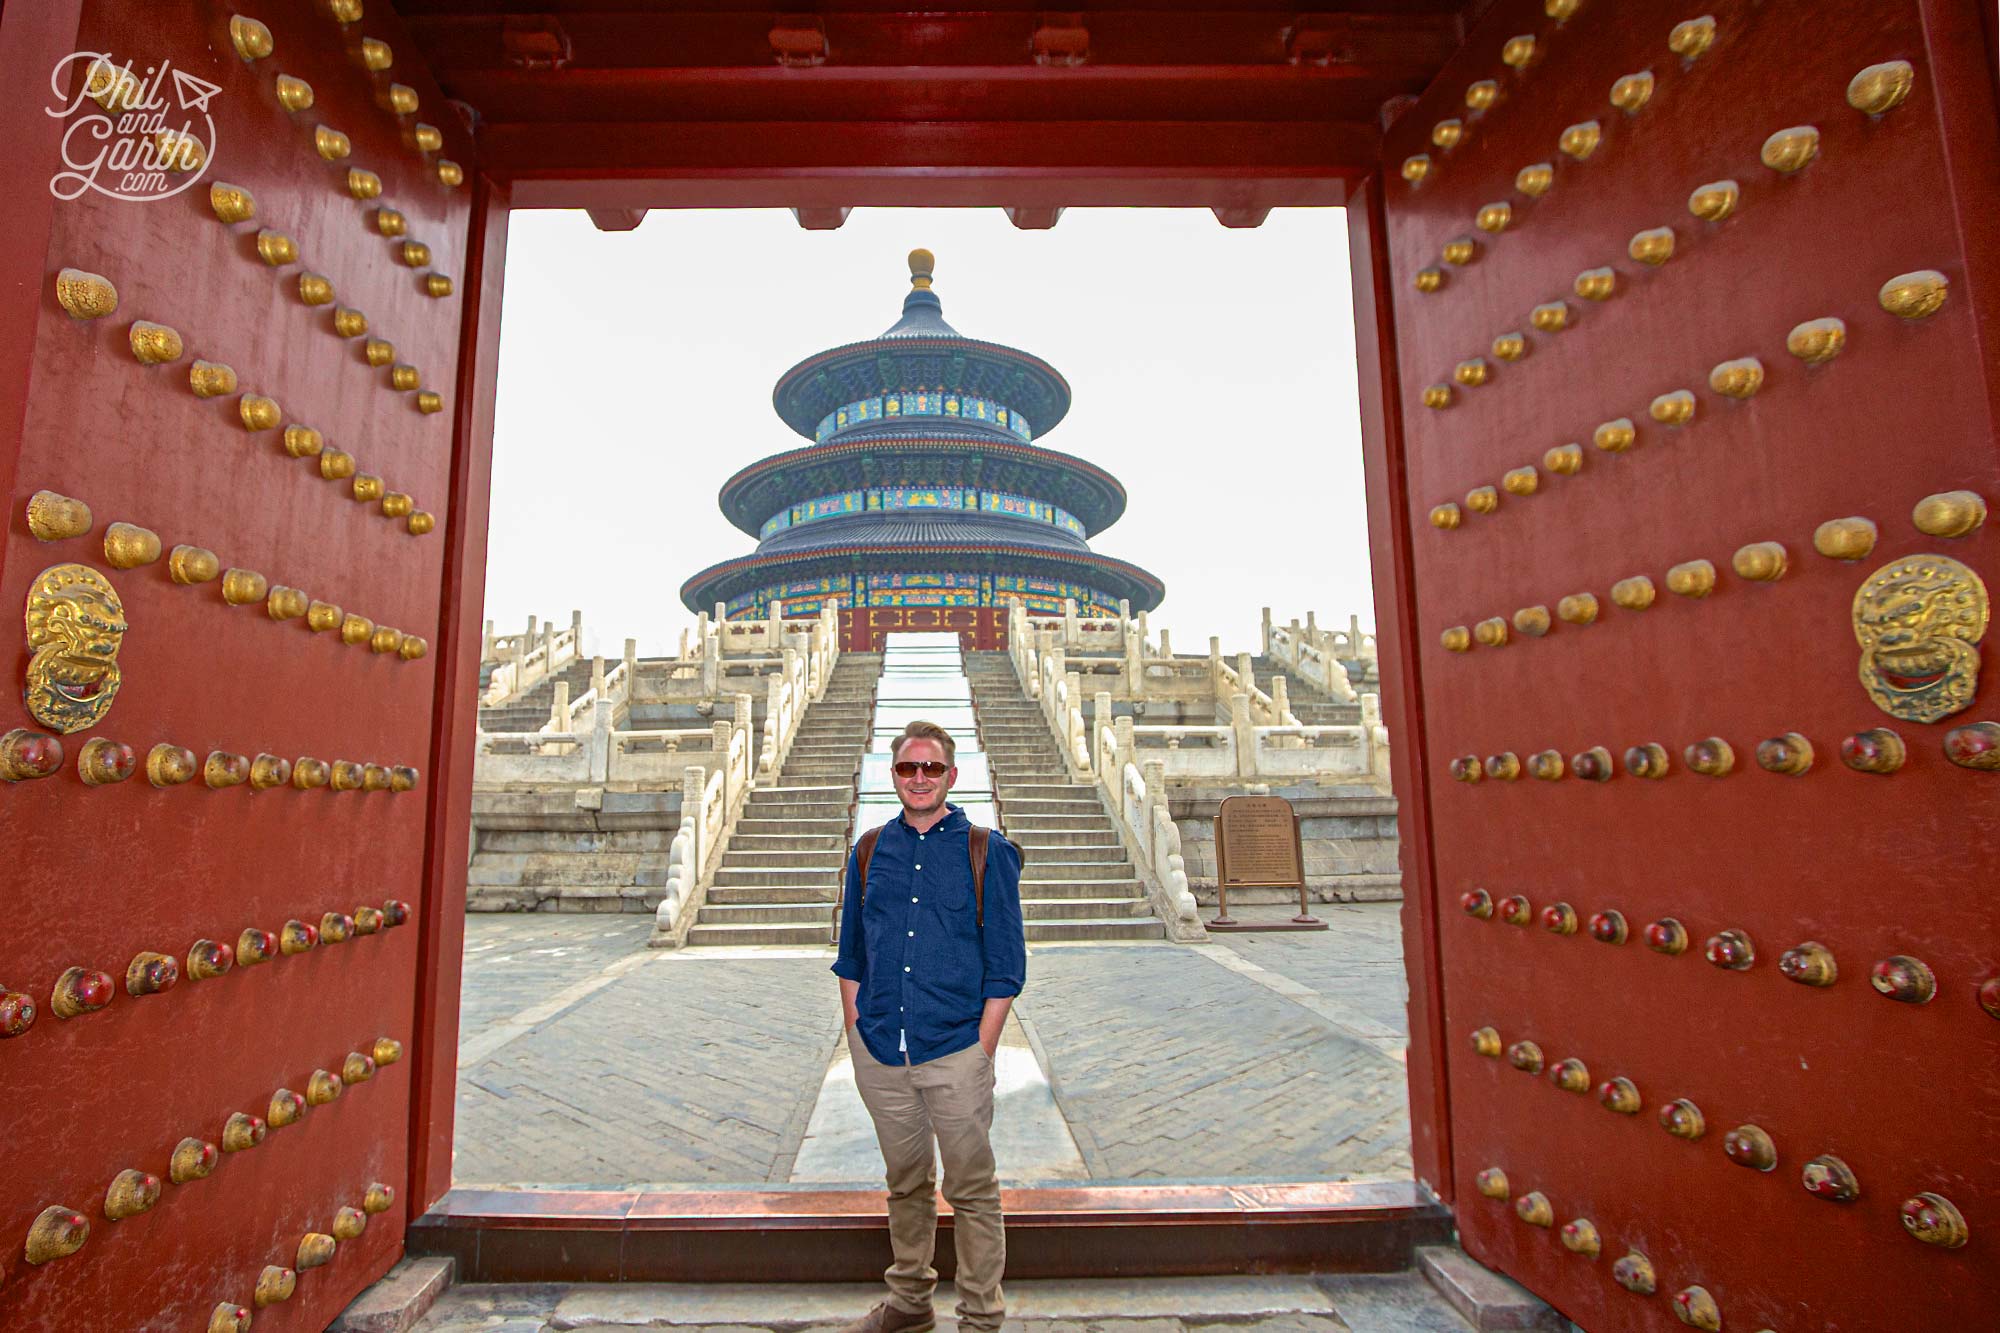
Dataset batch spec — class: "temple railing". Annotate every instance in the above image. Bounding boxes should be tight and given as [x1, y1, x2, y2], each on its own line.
[1262, 608, 1373, 700]
[1092, 710, 1204, 939]
[651, 718, 755, 942]
[480, 610, 585, 707]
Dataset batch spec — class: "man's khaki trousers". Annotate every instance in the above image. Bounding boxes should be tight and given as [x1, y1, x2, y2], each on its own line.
[848, 1027, 1006, 1330]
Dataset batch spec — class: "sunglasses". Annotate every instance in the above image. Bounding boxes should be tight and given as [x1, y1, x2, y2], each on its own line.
[892, 760, 950, 778]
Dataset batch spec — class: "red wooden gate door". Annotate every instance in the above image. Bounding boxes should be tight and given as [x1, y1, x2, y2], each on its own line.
[0, 2, 483, 1328]
[1373, 2, 1999, 1328]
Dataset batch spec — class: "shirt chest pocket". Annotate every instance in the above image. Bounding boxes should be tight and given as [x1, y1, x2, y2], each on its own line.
[932, 867, 973, 915]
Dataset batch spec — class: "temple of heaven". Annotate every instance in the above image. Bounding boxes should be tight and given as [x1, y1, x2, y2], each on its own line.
[679, 250, 1165, 625]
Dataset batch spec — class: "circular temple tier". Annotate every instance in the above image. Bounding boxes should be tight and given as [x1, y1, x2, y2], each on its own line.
[682, 251, 1164, 618]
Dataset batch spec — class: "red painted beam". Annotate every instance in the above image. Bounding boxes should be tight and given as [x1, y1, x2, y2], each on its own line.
[585, 207, 649, 231]
[1006, 204, 1066, 229]
[433, 63, 1420, 127]
[483, 119, 1372, 212]
[403, 8, 1460, 77]
[790, 205, 852, 229]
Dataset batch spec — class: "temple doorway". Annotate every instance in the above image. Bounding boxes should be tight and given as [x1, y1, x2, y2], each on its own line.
[457, 207, 1411, 1204]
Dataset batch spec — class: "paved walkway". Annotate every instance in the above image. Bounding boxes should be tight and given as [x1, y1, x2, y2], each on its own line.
[410, 1273, 1478, 1332]
[451, 904, 1411, 1188]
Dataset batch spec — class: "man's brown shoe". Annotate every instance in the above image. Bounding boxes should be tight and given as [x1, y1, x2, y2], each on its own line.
[837, 1299, 935, 1333]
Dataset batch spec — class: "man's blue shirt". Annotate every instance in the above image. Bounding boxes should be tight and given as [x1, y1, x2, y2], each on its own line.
[830, 804, 1026, 1067]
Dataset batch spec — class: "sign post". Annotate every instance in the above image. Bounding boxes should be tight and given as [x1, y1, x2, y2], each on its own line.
[1208, 794, 1325, 932]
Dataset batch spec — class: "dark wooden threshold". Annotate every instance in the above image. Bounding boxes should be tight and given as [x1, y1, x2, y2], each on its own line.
[410, 1180, 1452, 1283]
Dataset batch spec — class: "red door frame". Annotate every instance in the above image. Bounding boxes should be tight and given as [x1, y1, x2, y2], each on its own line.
[0, 0, 1448, 1263]
[401, 185, 1453, 1225]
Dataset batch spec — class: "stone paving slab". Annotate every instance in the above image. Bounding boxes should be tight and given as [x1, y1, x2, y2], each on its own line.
[1205, 904, 1410, 1040]
[459, 917, 658, 1039]
[452, 903, 1414, 1188]
[1013, 945, 1410, 1181]
[454, 956, 842, 1186]
[408, 1275, 1478, 1332]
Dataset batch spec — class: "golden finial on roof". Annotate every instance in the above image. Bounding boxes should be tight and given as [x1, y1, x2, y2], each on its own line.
[908, 248, 935, 289]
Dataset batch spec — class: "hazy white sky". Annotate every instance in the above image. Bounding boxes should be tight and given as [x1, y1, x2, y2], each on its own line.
[484, 206, 1376, 659]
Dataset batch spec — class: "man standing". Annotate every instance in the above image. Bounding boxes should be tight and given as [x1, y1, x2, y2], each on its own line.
[833, 720, 1025, 1333]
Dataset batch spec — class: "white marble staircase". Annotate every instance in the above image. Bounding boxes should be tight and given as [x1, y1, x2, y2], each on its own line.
[964, 653, 1166, 942]
[685, 654, 883, 946]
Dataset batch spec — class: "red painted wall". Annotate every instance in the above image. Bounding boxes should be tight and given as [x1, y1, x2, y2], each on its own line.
[1366, 1, 2000, 1327]
[839, 605, 1009, 652]
[0, 3, 483, 1327]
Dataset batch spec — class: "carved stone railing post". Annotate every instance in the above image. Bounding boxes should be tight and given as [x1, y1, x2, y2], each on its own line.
[1230, 692, 1256, 777]
[551, 681, 571, 733]
[1063, 597, 1078, 648]
[1261, 605, 1273, 655]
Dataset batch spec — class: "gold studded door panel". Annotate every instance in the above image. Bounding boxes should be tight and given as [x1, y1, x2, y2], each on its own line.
[0, 2, 472, 1328]
[1380, 1, 1999, 1328]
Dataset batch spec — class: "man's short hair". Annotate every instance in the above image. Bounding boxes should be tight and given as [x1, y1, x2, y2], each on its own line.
[890, 719, 956, 766]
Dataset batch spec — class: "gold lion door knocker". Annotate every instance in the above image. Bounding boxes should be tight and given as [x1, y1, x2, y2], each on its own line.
[25, 563, 127, 732]
[1853, 555, 1989, 724]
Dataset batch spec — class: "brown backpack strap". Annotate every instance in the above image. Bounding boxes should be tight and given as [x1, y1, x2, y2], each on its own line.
[854, 826, 882, 911]
[968, 825, 988, 927]
[857, 822, 998, 926]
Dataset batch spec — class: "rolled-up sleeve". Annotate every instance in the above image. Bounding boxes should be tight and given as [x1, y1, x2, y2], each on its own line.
[979, 833, 1026, 998]
[830, 844, 866, 982]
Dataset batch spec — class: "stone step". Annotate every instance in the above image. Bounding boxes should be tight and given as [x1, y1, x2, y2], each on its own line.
[685, 922, 832, 947]
[996, 804, 1112, 824]
[1024, 918, 1166, 942]
[997, 799, 1103, 819]
[720, 849, 849, 869]
[704, 883, 841, 905]
[730, 832, 847, 852]
[736, 817, 850, 837]
[997, 784, 1095, 801]
[712, 866, 844, 888]
[1023, 897, 1153, 920]
[1008, 836, 1120, 856]
[697, 902, 839, 925]
[477, 829, 672, 853]
[745, 803, 852, 822]
[1022, 860, 1140, 881]
[1019, 877, 1146, 898]
[749, 784, 853, 801]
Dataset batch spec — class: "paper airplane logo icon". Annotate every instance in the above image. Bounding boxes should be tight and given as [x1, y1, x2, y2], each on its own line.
[172, 69, 221, 112]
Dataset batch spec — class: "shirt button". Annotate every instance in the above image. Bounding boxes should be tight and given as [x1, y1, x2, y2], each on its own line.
[914, 864, 921, 871]
[911, 897, 918, 903]
[907, 931, 914, 937]
[904, 966, 911, 972]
